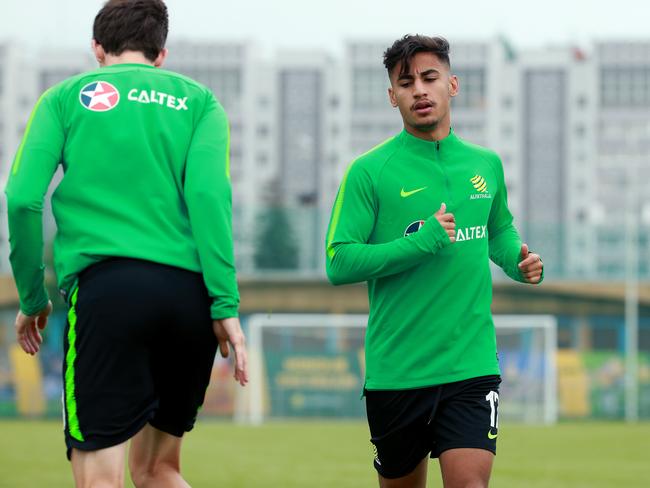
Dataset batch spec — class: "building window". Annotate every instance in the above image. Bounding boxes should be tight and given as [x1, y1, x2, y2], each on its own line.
[257, 124, 269, 137]
[352, 67, 388, 109]
[600, 66, 650, 108]
[453, 68, 486, 109]
[256, 153, 268, 167]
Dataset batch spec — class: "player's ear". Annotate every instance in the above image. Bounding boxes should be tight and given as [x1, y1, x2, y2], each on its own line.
[449, 74, 459, 98]
[154, 48, 168, 68]
[388, 87, 398, 108]
[91, 39, 106, 66]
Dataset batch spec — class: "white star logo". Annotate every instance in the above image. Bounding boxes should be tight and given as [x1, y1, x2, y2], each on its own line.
[79, 81, 120, 111]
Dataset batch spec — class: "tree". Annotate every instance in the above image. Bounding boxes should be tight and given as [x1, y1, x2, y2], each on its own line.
[253, 205, 299, 270]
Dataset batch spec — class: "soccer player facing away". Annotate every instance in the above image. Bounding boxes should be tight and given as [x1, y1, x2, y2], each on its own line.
[325, 35, 543, 488]
[6, 1, 247, 486]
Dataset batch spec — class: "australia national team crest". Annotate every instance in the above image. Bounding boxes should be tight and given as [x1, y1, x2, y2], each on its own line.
[470, 174, 492, 200]
[404, 220, 425, 237]
[79, 81, 120, 112]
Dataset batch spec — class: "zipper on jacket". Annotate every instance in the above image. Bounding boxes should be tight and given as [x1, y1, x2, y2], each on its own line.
[436, 141, 453, 207]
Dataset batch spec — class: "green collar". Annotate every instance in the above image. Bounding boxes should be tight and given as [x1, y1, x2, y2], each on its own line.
[399, 127, 462, 155]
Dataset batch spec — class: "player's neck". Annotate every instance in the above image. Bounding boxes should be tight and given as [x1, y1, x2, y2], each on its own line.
[100, 51, 155, 68]
[404, 118, 451, 142]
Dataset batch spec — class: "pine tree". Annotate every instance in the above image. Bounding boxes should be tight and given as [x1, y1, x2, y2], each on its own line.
[254, 205, 299, 270]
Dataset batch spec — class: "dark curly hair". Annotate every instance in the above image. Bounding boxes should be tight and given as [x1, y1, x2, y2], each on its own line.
[93, 0, 168, 62]
[383, 35, 450, 77]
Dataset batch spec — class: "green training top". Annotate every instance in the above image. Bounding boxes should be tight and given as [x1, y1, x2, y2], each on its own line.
[326, 128, 535, 390]
[6, 63, 239, 319]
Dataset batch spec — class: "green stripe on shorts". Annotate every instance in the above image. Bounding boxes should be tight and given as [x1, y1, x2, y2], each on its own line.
[65, 287, 84, 441]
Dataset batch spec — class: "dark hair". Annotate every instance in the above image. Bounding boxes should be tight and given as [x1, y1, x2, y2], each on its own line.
[383, 35, 450, 77]
[93, 0, 168, 62]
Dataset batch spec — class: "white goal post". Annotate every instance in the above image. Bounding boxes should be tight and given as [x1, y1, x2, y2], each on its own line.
[238, 314, 557, 425]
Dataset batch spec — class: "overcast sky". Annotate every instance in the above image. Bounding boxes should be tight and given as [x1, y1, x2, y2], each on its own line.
[1, 0, 649, 55]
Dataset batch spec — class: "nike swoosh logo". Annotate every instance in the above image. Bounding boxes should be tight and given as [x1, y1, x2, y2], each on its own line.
[400, 186, 428, 198]
[487, 430, 498, 440]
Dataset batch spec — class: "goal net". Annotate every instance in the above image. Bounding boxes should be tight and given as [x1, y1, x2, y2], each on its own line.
[237, 314, 557, 425]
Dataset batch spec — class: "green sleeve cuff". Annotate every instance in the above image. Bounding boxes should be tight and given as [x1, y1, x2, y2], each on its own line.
[413, 215, 451, 253]
[21, 290, 50, 316]
[210, 303, 239, 320]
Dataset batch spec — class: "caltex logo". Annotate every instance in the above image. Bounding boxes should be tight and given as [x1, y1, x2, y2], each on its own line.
[79, 81, 120, 112]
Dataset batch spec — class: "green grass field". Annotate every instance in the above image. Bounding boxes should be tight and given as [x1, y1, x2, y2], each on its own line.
[0, 420, 648, 487]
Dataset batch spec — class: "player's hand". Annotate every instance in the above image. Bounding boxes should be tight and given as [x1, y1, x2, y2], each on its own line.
[15, 301, 52, 355]
[518, 243, 543, 284]
[434, 202, 456, 242]
[213, 317, 248, 386]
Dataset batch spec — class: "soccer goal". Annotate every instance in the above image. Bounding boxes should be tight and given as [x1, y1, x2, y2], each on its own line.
[237, 314, 557, 425]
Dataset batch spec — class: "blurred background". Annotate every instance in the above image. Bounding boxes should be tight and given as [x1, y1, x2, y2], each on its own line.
[0, 0, 649, 486]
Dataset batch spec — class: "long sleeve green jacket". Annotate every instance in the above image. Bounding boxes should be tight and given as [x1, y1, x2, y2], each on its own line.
[6, 63, 239, 319]
[326, 129, 533, 390]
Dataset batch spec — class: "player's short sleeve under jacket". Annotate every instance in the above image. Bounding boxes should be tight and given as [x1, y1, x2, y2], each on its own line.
[326, 129, 530, 390]
[6, 63, 238, 320]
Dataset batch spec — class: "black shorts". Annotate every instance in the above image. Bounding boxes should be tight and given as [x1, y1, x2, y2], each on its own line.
[62, 258, 217, 459]
[365, 375, 501, 479]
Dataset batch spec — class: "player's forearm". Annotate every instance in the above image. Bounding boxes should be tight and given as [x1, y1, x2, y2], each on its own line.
[327, 217, 450, 285]
[326, 242, 427, 285]
[186, 189, 240, 319]
[197, 233, 239, 320]
[6, 199, 49, 315]
[489, 225, 526, 283]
